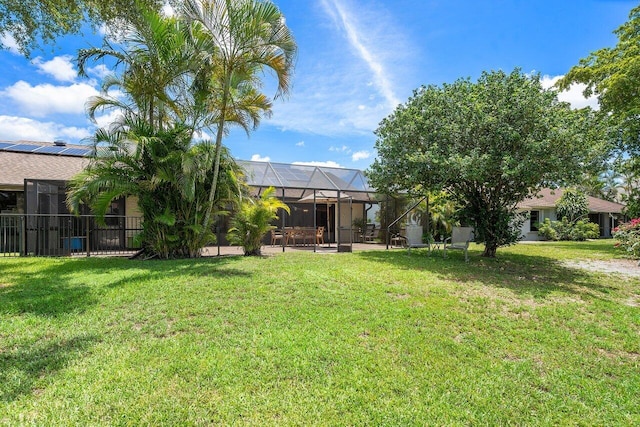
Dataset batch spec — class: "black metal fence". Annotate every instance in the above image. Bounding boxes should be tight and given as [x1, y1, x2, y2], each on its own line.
[0, 214, 143, 257]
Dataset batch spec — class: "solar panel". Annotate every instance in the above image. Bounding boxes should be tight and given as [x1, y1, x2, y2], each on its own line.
[60, 148, 93, 156]
[5, 144, 40, 152]
[0, 143, 93, 157]
[33, 146, 69, 154]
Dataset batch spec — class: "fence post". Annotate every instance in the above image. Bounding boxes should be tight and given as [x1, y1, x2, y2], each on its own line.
[21, 214, 27, 256]
[85, 216, 90, 257]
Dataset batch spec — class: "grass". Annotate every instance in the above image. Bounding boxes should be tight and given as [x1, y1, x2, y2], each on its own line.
[0, 240, 638, 425]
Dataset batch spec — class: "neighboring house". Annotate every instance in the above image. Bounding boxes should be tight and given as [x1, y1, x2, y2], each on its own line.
[517, 188, 626, 240]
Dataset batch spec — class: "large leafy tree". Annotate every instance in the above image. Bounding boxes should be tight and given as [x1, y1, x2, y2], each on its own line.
[0, 0, 177, 57]
[557, 5, 640, 155]
[181, 0, 297, 238]
[368, 69, 605, 258]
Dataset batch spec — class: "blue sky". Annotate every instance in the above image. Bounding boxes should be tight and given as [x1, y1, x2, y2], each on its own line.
[0, 0, 636, 169]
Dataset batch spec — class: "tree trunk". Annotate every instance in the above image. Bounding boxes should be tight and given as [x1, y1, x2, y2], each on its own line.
[482, 244, 497, 258]
[201, 75, 230, 236]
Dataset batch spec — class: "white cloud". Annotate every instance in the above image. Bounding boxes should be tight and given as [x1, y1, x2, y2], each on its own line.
[351, 150, 370, 161]
[293, 160, 343, 168]
[93, 109, 124, 130]
[320, 0, 401, 109]
[296, 141, 305, 147]
[0, 33, 20, 54]
[330, 145, 350, 153]
[0, 115, 91, 142]
[162, 4, 176, 16]
[89, 64, 111, 79]
[32, 55, 77, 83]
[1, 81, 99, 117]
[541, 75, 599, 110]
[251, 154, 271, 162]
[266, 1, 410, 139]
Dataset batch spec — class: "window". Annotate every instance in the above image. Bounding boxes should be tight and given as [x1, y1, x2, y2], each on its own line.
[0, 191, 18, 212]
[530, 210, 539, 231]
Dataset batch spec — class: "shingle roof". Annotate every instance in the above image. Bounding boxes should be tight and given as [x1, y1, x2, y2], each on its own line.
[518, 188, 625, 214]
[0, 150, 89, 190]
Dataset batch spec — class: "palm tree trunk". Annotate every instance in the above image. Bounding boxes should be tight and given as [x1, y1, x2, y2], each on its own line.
[201, 76, 230, 234]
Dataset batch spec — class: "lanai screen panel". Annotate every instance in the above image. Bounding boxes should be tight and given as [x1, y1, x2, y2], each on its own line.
[238, 161, 283, 188]
[238, 160, 374, 193]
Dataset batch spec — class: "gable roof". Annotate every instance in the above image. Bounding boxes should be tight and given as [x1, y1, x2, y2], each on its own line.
[0, 146, 90, 190]
[0, 142, 376, 198]
[518, 188, 625, 214]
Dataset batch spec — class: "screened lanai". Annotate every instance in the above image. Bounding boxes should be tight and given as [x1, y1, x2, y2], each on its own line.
[237, 160, 378, 251]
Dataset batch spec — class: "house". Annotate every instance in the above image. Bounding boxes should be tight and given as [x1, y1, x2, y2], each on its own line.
[0, 140, 146, 254]
[1, 140, 376, 254]
[517, 188, 625, 240]
[0, 140, 90, 214]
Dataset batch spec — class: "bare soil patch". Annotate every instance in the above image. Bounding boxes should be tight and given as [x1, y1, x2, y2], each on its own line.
[563, 259, 640, 277]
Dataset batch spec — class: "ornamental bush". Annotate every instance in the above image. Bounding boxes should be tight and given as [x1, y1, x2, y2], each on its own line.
[537, 217, 600, 241]
[570, 220, 601, 241]
[613, 218, 640, 258]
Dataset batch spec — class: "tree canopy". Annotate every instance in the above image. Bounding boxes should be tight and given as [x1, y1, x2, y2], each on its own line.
[367, 69, 605, 257]
[0, 0, 179, 57]
[557, 5, 640, 154]
[181, 0, 297, 239]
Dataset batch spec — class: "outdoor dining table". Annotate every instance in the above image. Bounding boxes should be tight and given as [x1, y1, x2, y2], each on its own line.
[284, 227, 317, 246]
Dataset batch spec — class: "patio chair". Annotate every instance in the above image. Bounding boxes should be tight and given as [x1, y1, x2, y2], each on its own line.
[363, 223, 377, 243]
[285, 227, 299, 246]
[443, 226, 474, 262]
[390, 229, 407, 248]
[271, 229, 285, 246]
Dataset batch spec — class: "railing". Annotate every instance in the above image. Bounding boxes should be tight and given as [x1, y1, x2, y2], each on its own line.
[386, 196, 426, 249]
[0, 214, 143, 257]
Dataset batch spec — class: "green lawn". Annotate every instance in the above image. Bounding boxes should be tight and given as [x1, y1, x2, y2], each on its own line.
[0, 241, 638, 425]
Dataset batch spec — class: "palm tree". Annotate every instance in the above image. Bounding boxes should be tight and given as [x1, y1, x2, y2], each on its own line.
[601, 169, 622, 202]
[67, 115, 244, 258]
[227, 186, 289, 255]
[71, 1, 295, 256]
[181, 0, 297, 237]
[77, 6, 193, 129]
[71, 4, 254, 258]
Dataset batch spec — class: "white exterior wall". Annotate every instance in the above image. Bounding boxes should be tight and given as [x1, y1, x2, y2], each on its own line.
[520, 208, 556, 241]
[125, 196, 143, 248]
[125, 196, 142, 218]
[337, 200, 355, 243]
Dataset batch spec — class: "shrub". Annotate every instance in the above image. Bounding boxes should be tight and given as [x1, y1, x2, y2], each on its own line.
[613, 218, 640, 258]
[570, 220, 600, 241]
[537, 218, 558, 241]
[537, 217, 599, 241]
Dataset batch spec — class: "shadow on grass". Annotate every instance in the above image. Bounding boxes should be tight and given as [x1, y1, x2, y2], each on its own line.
[0, 334, 98, 402]
[357, 247, 615, 300]
[0, 256, 251, 317]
